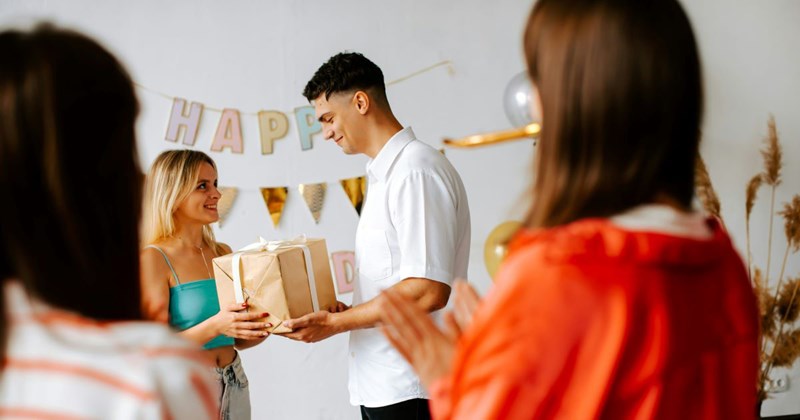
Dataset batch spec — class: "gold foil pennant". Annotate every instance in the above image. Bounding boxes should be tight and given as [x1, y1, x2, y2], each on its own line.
[216, 187, 238, 227]
[340, 176, 366, 216]
[260, 187, 288, 227]
[298, 182, 327, 224]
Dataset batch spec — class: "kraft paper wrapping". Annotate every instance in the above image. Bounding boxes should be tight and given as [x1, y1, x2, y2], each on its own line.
[213, 237, 337, 334]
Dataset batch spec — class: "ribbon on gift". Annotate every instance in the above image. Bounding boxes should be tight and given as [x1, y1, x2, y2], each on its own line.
[230, 235, 320, 312]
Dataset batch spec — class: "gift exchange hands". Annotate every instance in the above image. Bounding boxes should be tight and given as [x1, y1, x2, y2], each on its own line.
[378, 280, 481, 388]
[281, 301, 350, 343]
[213, 301, 273, 339]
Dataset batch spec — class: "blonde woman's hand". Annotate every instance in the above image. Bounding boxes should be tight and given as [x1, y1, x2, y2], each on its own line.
[213, 302, 271, 339]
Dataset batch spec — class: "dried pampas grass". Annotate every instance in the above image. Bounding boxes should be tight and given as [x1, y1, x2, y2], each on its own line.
[761, 116, 783, 187]
[778, 195, 800, 252]
[695, 116, 800, 404]
[695, 156, 722, 222]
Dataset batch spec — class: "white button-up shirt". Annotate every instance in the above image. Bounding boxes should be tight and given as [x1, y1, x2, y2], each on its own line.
[349, 127, 471, 407]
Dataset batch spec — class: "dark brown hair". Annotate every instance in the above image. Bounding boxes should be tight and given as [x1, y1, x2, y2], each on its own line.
[303, 52, 390, 108]
[523, 0, 703, 228]
[0, 25, 142, 358]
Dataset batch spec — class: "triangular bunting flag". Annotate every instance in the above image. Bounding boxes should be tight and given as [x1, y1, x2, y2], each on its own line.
[340, 176, 366, 216]
[260, 187, 288, 227]
[216, 187, 238, 227]
[298, 182, 327, 224]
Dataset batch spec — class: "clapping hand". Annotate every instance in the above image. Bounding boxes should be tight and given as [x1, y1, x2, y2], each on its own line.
[378, 280, 481, 388]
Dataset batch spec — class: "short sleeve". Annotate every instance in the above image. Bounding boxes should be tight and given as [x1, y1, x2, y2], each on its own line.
[390, 170, 458, 285]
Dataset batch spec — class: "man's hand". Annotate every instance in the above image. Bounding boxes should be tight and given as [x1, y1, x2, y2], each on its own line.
[329, 301, 350, 313]
[281, 310, 341, 343]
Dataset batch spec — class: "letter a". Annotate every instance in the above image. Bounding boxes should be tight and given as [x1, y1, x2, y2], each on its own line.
[210, 109, 244, 154]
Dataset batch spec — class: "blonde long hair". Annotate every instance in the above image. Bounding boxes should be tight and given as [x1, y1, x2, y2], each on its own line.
[142, 150, 226, 256]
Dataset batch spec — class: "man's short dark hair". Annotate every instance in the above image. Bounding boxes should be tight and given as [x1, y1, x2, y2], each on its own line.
[303, 52, 387, 103]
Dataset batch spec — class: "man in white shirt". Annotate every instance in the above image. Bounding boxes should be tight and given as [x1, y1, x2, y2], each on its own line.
[283, 52, 471, 420]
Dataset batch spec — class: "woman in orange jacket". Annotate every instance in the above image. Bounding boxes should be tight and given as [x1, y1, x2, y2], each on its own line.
[378, 0, 760, 419]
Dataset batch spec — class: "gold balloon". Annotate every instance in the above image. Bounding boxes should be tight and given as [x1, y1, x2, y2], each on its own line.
[484, 220, 523, 280]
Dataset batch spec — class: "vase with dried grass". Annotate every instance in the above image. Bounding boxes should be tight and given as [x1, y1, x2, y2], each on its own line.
[696, 116, 800, 416]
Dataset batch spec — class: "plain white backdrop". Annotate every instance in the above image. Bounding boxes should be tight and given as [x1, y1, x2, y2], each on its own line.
[1, 1, 798, 418]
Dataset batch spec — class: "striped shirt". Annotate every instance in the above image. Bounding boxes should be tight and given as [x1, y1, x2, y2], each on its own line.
[0, 281, 219, 420]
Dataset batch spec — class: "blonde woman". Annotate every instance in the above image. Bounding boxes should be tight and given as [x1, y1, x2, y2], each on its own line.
[141, 149, 268, 420]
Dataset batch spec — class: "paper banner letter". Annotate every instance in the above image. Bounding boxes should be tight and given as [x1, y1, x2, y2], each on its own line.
[165, 98, 204, 145]
[216, 187, 238, 227]
[294, 106, 321, 151]
[298, 182, 327, 223]
[211, 109, 244, 154]
[340, 176, 366, 216]
[258, 111, 289, 155]
[331, 251, 355, 294]
[260, 187, 288, 227]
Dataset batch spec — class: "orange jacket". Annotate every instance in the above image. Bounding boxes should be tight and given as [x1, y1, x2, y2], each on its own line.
[430, 218, 759, 420]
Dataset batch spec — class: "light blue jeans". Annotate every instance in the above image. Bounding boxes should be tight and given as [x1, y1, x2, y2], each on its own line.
[214, 352, 250, 420]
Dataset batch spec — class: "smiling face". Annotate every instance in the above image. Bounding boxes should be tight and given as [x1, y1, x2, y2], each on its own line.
[173, 162, 221, 225]
[314, 92, 368, 155]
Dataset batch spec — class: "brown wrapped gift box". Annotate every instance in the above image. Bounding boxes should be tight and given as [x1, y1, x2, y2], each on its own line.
[212, 237, 337, 334]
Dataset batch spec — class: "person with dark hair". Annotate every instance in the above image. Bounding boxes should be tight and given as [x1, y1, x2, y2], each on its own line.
[378, 0, 759, 419]
[0, 25, 218, 418]
[282, 52, 471, 419]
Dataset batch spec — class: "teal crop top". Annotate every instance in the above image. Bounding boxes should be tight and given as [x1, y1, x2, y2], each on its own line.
[146, 245, 234, 350]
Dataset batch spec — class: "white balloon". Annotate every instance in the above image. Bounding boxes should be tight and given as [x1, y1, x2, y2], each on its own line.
[503, 71, 540, 127]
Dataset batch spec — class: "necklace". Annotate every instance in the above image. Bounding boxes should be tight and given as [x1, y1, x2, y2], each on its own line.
[197, 245, 213, 279]
[175, 236, 214, 279]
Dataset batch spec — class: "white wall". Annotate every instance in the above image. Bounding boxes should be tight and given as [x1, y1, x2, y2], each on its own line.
[684, 2, 800, 416]
[1, 0, 797, 418]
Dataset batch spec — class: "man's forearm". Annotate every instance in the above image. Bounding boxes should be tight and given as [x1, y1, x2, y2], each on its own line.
[333, 277, 452, 332]
[332, 297, 383, 331]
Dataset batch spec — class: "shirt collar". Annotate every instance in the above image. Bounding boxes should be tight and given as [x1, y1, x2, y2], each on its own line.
[366, 127, 415, 182]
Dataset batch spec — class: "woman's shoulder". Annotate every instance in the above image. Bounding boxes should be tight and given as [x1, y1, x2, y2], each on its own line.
[141, 239, 175, 259]
[3, 313, 215, 418]
[140, 242, 175, 275]
[6, 284, 207, 369]
[492, 220, 630, 306]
